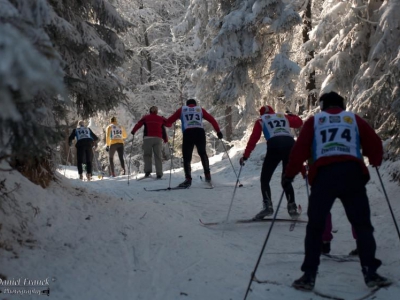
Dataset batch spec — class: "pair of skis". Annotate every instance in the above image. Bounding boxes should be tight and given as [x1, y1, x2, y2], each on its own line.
[200, 204, 304, 231]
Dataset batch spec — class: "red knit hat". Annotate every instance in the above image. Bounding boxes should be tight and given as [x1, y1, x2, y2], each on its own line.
[259, 105, 274, 115]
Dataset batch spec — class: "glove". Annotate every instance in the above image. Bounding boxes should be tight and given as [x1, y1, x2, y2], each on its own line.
[285, 110, 294, 116]
[281, 175, 294, 189]
[106, 146, 110, 152]
[217, 132, 223, 139]
[239, 156, 247, 166]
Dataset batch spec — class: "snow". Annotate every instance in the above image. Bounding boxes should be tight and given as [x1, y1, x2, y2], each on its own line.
[1, 143, 400, 299]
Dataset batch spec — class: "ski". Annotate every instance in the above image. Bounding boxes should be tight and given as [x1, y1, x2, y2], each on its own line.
[253, 276, 390, 300]
[289, 204, 303, 231]
[144, 186, 189, 192]
[199, 218, 307, 226]
[321, 254, 359, 263]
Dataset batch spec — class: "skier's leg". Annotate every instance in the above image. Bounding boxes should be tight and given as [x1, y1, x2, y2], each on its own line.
[195, 130, 210, 177]
[260, 150, 280, 201]
[86, 145, 93, 175]
[142, 139, 153, 174]
[152, 138, 163, 177]
[76, 146, 84, 175]
[182, 132, 195, 179]
[109, 144, 117, 175]
[301, 170, 336, 275]
[116, 143, 125, 172]
[281, 145, 295, 204]
[321, 212, 333, 254]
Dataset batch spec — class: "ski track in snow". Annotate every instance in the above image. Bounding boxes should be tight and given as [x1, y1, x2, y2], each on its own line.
[1, 143, 400, 300]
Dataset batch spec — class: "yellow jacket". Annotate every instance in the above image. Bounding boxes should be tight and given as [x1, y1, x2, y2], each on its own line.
[106, 122, 127, 146]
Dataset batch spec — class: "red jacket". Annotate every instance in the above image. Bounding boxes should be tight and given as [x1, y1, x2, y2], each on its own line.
[243, 107, 303, 158]
[131, 114, 169, 142]
[166, 104, 221, 133]
[285, 107, 383, 185]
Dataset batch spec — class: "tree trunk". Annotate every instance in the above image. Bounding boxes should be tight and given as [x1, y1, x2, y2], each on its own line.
[139, 1, 152, 88]
[303, 0, 317, 110]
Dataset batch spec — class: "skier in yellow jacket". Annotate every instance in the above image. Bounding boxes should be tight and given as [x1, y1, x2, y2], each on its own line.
[105, 117, 127, 176]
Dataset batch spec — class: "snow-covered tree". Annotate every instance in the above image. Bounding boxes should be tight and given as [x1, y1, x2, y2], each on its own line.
[300, 0, 400, 154]
[0, 0, 129, 186]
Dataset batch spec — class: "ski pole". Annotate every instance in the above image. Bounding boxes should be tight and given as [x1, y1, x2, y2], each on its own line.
[243, 190, 285, 300]
[304, 164, 310, 199]
[222, 165, 243, 236]
[220, 140, 243, 187]
[64, 147, 71, 176]
[127, 138, 134, 185]
[375, 167, 400, 241]
[168, 122, 177, 189]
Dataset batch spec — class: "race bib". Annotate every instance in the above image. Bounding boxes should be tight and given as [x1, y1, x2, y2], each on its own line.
[111, 125, 123, 139]
[313, 111, 362, 160]
[76, 127, 91, 140]
[261, 113, 292, 140]
[181, 106, 203, 130]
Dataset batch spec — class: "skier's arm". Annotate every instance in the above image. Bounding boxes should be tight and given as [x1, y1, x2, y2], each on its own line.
[202, 109, 221, 132]
[68, 129, 76, 144]
[89, 128, 99, 142]
[166, 108, 182, 126]
[285, 114, 303, 128]
[131, 117, 146, 135]
[106, 126, 111, 146]
[355, 115, 383, 166]
[285, 117, 314, 178]
[243, 121, 262, 159]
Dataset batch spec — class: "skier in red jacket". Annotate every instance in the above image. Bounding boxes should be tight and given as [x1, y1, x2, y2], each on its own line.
[166, 99, 223, 187]
[283, 92, 389, 290]
[239, 105, 303, 219]
[131, 106, 169, 179]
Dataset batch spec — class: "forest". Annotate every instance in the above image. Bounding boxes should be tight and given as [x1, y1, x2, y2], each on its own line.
[0, 0, 399, 184]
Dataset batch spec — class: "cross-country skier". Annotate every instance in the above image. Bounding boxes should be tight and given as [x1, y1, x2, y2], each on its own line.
[283, 91, 390, 290]
[105, 117, 127, 177]
[131, 106, 169, 179]
[166, 99, 223, 187]
[239, 105, 303, 219]
[68, 120, 99, 181]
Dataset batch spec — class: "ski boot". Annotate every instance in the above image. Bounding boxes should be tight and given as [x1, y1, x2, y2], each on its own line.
[204, 173, 212, 183]
[321, 241, 331, 254]
[292, 272, 316, 291]
[86, 173, 92, 181]
[178, 178, 192, 188]
[156, 175, 162, 179]
[79, 174, 83, 180]
[287, 202, 299, 217]
[145, 172, 151, 177]
[253, 199, 274, 220]
[349, 247, 359, 256]
[362, 266, 391, 288]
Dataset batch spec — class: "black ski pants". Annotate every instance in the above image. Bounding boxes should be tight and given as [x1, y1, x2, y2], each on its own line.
[261, 136, 295, 203]
[77, 145, 93, 174]
[182, 128, 209, 179]
[301, 161, 381, 274]
[109, 143, 125, 174]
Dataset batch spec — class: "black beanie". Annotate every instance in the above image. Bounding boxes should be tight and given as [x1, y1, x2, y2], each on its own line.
[186, 99, 197, 106]
[319, 92, 345, 111]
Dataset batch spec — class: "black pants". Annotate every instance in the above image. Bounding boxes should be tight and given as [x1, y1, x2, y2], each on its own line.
[301, 161, 381, 274]
[77, 145, 93, 174]
[182, 128, 209, 179]
[261, 136, 295, 203]
[109, 143, 125, 174]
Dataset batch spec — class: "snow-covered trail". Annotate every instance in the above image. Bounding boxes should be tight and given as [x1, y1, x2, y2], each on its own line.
[2, 143, 400, 300]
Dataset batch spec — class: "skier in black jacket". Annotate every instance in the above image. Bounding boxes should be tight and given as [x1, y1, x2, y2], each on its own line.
[68, 120, 99, 181]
